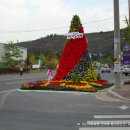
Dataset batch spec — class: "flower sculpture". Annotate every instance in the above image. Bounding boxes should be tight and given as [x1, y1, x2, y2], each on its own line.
[21, 15, 113, 92]
[54, 15, 96, 81]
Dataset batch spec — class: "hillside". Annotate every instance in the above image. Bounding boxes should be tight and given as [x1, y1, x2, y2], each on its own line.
[16, 31, 114, 57]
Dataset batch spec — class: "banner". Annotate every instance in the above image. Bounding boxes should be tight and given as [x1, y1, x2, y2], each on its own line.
[65, 32, 83, 39]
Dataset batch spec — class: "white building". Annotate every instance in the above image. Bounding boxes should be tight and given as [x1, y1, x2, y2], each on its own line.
[0, 43, 27, 62]
[16, 45, 27, 61]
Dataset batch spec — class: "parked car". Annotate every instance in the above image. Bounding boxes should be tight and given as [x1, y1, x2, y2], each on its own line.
[101, 66, 111, 73]
[121, 65, 125, 74]
[123, 65, 130, 75]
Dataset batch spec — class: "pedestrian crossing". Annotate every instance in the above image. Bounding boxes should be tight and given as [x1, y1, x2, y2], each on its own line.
[78, 115, 130, 130]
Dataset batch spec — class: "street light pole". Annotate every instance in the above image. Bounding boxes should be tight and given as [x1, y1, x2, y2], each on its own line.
[113, 0, 121, 88]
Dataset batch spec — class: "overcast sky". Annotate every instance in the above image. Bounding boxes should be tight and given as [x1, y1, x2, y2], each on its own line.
[0, 0, 128, 43]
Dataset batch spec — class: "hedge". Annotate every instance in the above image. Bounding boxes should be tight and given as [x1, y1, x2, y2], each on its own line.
[0, 67, 29, 73]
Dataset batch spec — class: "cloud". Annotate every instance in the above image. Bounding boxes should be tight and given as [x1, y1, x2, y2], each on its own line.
[0, 0, 128, 42]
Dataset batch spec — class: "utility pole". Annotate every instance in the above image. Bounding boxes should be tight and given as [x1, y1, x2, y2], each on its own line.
[0, 24, 2, 43]
[113, 0, 121, 88]
[99, 46, 101, 62]
[129, 0, 130, 25]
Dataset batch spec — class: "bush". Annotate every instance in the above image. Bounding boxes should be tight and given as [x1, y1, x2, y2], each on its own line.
[97, 73, 101, 80]
[72, 73, 81, 83]
[72, 73, 77, 83]
[0, 67, 29, 74]
[0, 62, 11, 68]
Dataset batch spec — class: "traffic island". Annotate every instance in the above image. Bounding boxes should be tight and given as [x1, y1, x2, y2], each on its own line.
[21, 80, 113, 93]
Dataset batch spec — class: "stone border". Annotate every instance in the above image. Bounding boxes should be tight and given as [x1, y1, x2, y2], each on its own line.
[107, 85, 130, 101]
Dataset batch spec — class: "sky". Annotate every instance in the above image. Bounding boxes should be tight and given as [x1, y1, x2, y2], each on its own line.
[0, 0, 128, 43]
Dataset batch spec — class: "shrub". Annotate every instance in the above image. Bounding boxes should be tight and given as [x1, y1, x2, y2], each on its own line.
[72, 73, 77, 83]
[97, 73, 101, 80]
[35, 80, 42, 83]
[72, 73, 81, 83]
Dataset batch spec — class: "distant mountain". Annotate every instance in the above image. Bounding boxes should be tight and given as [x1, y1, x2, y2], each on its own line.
[16, 31, 114, 57]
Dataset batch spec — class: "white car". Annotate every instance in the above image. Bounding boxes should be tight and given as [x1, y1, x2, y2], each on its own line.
[123, 65, 130, 75]
[121, 65, 125, 74]
[101, 66, 111, 73]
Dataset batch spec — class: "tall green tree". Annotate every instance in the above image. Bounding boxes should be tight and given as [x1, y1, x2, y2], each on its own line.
[4, 42, 23, 66]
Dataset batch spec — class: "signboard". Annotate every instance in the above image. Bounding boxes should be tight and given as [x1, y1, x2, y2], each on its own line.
[32, 64, 40, 69]
[65, 32, 83, 39]
[114, 58, 121, 72]
[123, 44, 130, 51]
[122, 44, 130, 64]
[123, 56, 130, 64]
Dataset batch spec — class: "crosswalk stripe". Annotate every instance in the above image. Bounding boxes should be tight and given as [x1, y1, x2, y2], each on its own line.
[94, 115, 130, 119]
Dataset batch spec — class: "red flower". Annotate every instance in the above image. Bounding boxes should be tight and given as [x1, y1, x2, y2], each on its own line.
[53, 26, 88, 80]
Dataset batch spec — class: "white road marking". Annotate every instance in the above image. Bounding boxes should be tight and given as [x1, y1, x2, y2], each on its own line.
[0, 89, 18, 94]
[0, 76, 44, 81]
[6, 81, 27, 84]
[94, 115, 130, 119]
[79, 127, 130, 130]
[119, 105, 129, 110]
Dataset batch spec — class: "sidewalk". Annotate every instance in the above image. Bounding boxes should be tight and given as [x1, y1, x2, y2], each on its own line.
[113, 85, 130, 100]
[97, 84, 130, 102]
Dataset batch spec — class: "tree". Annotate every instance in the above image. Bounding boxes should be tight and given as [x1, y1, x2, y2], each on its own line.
[121, 17, 130, 56]
[46, 52, 59, 69]
[4, 42, 23, 66]
[28, 53, 36, 65]
[69, 15, 82, 32]
[121, 17, 130, 45]
[38, 53, 46, 66]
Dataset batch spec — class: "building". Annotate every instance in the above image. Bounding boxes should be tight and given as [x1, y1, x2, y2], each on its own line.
[0, 43, 5, 61]
[16, 45, 27, 61]
[0, 43, 27, 62]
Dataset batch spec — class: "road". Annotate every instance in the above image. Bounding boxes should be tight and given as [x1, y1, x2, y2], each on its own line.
[0, 72, 130, 130]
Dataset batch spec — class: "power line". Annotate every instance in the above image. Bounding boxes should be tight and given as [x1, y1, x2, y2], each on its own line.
[2, 14, 128, 34]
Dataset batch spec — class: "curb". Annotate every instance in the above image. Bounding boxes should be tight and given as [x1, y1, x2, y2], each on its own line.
[107, 85, 130, 101]
[17, 89, 98, 95]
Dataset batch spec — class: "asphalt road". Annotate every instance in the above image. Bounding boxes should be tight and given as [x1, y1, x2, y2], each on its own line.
[0, 72, 130, 130]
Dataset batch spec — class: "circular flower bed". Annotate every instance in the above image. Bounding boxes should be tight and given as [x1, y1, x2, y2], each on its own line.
[21, 80, 114, 92]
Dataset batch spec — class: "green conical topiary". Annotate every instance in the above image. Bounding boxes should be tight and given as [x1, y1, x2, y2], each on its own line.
[65, 15, 82, 45]
[85, 60, 97, 81]
[69, 15, 82, 32]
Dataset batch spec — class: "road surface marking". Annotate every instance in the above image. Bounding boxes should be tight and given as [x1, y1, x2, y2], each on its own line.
[0, 89, 18, 94]
[0, 76, 44, 81]
[79, 127, 130, 130]
[94, 115, 130, 119]
[6, 81, 27, 84]
[119, 105, 128, 110]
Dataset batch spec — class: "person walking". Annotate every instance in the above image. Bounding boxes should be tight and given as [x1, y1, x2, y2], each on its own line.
[20, 66, 23, 76]
[47, 68, 53, 82]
